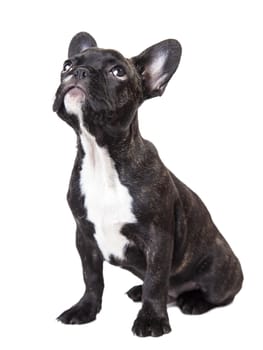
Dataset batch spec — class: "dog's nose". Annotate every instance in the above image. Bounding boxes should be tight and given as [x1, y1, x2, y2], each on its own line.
[73, 67, 89, 80]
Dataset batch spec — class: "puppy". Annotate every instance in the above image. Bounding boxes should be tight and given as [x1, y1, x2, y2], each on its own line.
[53, 32, 243, 337]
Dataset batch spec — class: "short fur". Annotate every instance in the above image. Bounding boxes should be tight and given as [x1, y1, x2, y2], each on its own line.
[53, 32, 243, 337]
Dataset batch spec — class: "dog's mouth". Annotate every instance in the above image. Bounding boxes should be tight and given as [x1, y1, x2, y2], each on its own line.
[53, 83, 87, 113]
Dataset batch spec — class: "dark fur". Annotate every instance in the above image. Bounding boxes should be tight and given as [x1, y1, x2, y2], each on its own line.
[53, 32, 243, 337]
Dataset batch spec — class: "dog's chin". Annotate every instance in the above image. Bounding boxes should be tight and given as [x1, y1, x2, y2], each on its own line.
[63, 87, 86, 116]
[53, 85, 87, 114]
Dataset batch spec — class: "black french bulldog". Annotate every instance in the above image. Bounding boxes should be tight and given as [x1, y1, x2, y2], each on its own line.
[53, 32, 243, 337]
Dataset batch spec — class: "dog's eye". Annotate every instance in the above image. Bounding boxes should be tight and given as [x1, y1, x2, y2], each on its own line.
[62, 61, 73, 73]
[111, 66, 127, 80]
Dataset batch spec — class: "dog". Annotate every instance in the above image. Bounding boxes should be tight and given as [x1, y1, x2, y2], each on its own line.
[53, 32, 243, 337]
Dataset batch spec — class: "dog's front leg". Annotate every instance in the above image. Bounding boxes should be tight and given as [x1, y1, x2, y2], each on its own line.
[57, 228, 104, 324]
[132, 228, 173, 337]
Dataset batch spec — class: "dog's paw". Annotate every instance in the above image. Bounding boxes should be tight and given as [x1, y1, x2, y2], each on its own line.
[132, 305, 171, 337]
[176, 290, 214, 315]
[57, 300, 101, 324]
[126, 285, 142, 302]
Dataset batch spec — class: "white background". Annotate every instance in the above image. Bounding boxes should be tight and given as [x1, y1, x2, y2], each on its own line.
[0, 0, 262, 348]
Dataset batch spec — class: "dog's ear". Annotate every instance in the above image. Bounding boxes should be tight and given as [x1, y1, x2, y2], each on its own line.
[132, 39, 182, 99]
[68, 32, 97, 58]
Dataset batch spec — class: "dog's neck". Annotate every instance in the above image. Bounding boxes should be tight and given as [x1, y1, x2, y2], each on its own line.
[64, 91, 144, 164]
[79, 112, 145, 164]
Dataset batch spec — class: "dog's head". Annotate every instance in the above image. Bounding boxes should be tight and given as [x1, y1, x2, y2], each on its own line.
[53, 32, 181, 138]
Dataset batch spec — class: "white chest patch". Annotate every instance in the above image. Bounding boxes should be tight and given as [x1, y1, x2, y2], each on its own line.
[64, 92, 137, 261]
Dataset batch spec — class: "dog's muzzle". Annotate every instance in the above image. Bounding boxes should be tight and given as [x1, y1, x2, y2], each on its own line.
[72, 67, 90, 80]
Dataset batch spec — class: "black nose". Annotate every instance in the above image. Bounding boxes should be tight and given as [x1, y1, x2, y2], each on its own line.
[73, 67, 89, 80]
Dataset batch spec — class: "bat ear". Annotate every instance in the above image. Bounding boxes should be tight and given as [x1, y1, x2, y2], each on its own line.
[132, 39, 182, 99]
[68, 32, 97, 58]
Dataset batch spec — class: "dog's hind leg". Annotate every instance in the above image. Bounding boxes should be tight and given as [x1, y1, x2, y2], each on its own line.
[174, 245, 243, 315]
[127, 284, 176, 304]
[176, 290, 220, 314]
[126, 285, 142, 302]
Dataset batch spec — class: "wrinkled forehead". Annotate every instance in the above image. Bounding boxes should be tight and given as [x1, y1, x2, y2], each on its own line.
[70, 48, 128, 69]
